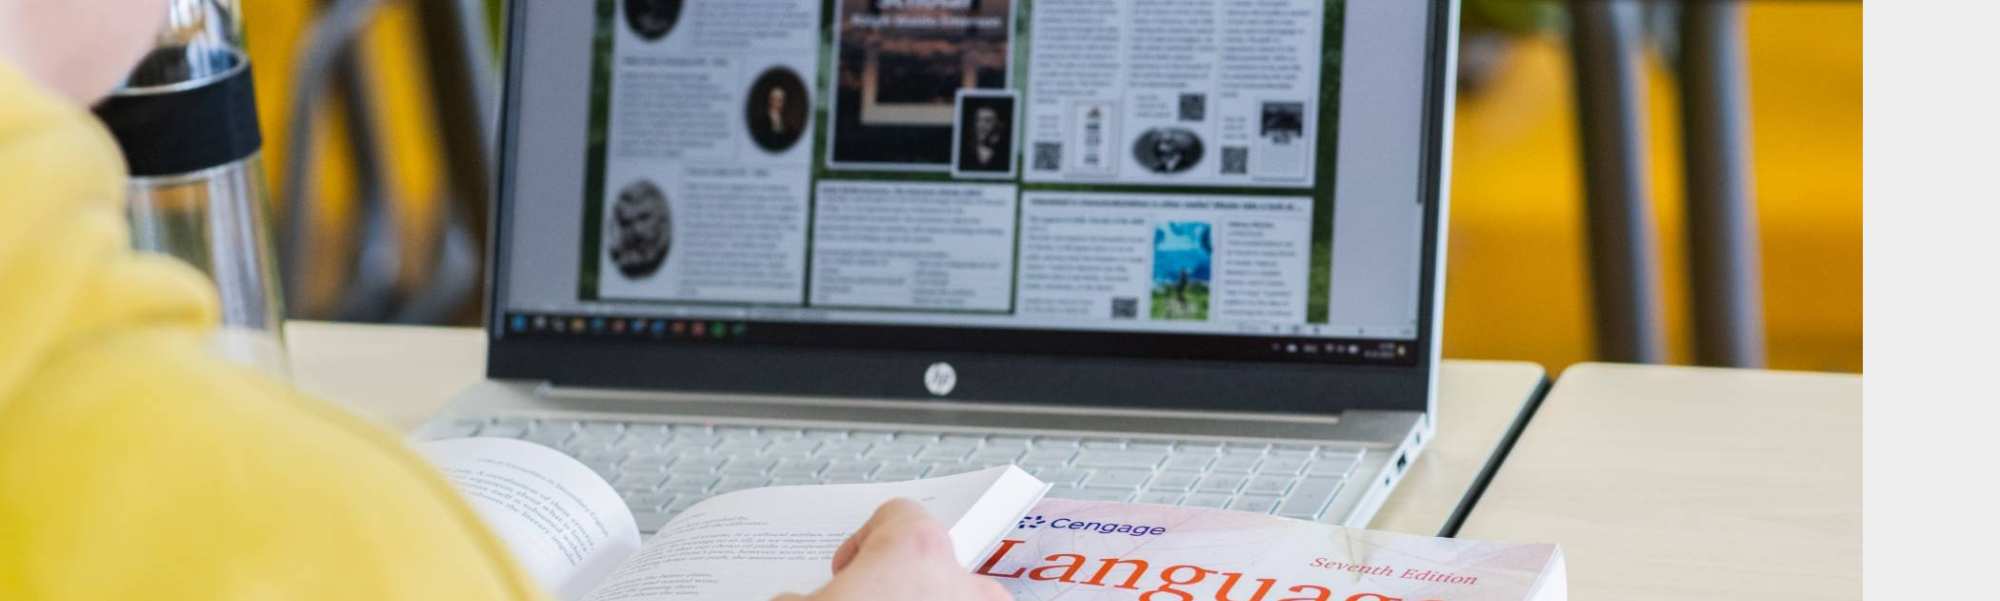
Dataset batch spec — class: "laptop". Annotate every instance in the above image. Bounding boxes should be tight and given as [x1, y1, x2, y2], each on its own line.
[425, 0, 1460, 534]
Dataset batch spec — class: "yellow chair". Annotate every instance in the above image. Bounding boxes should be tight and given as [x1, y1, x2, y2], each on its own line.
[245, 0, 490, 323]
[1444, 2, 1861, 373]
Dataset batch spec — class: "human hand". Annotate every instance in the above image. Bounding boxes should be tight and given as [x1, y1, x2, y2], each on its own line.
[772, 498, 1012, 601]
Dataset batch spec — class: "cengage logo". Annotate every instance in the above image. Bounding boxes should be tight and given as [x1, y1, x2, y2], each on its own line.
[1024, 512, 1168, 536]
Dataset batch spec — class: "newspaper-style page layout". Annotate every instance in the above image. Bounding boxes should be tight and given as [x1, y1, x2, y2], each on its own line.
[576, 0, 1365, 338]
[579, 466, 1049, 601]
[977, 498, 1566, 601]
[1022, 0, 1325, 188]
[1017, 192, 1314, 323]
[595, 0, 823, 304]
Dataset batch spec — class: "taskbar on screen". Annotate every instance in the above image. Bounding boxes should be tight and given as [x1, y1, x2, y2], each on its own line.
[499, 312, 1420, 367]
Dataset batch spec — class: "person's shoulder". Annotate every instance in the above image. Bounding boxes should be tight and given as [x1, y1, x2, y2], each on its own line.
[0, 327, 547, 600]
[0, 61, 72, 133]
[0, 60, 130, 217]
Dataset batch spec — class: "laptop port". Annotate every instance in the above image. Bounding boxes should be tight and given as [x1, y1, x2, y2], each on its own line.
[1395, 452, 1409, 473]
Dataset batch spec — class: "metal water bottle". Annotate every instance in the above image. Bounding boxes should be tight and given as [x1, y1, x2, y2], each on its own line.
[93, 0, 288, 376]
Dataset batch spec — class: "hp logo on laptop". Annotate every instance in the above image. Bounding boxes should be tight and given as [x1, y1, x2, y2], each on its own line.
[923, 362, 957, 397]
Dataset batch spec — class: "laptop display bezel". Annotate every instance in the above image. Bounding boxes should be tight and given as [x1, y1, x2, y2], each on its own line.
[482, 0, 1455, 416]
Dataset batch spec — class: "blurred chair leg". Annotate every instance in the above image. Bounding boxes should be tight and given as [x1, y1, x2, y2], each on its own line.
[329, 46, 410, 323]
[279, 0, 392, 318]
[1679, 2, 1767, 368]
[408, 0, 498, 323]
[391, 207, 482, 324]
[1568, 0, 1668, 363]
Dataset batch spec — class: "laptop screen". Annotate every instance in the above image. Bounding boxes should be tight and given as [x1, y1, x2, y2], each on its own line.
[494, 0, 1444, 370]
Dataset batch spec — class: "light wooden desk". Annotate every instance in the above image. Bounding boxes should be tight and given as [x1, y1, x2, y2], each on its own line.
[1456, 363, 1860, 600]
[284, 321, 1546, 537]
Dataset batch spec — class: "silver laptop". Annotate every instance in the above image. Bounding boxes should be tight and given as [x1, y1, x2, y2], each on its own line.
[426, 0, 1460, 534]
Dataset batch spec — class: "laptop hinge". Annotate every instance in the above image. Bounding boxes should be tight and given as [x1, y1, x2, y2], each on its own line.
[450, 380, 1420, 446]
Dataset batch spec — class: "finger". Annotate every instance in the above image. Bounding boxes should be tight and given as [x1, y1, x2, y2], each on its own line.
[855, 498, 952, 559]
[832, 500, 903, 571]
[770, 594, 810, 601]
[831, 498, 919, 573]
[977, 576, 1015, 601]
[829, 534, 861, 574]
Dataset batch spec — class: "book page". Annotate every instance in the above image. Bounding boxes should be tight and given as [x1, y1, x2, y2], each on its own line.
[974, 498, 1564, 601]
[420, 438, 643, 601]
[581, 466, 1047, 601]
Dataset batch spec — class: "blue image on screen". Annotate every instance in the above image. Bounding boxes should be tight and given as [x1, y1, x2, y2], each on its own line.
[1151, 221, 1214, 321]
[1153, 222, 1213, 285]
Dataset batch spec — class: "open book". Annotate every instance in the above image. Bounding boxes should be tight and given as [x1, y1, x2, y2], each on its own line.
[421, 438, 1565, 601]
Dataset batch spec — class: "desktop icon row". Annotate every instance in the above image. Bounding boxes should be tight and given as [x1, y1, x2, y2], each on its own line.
[507, 314, 747, 341]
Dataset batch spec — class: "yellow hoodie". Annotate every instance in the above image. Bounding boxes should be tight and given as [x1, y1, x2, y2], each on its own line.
[0, 62, 543, 599]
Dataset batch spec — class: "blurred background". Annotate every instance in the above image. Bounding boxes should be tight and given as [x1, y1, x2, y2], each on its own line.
[241, 0, 1860, 374]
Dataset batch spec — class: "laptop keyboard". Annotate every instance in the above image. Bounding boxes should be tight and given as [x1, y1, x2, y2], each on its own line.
[430, 417, 1364, 532]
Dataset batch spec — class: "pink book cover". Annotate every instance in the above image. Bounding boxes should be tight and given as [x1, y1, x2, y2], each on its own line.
[973, 498, 1566, 601]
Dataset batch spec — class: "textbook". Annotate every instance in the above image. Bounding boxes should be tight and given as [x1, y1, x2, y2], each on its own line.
[420, 438, 1566, 601]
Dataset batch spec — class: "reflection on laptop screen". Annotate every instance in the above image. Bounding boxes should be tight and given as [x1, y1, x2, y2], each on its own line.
[498, 0, 1440, 367]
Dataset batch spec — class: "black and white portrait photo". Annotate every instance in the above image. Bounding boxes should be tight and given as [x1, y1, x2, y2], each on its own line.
[745, 67, 810, 154]
[623, 0, 684, 41]
[1133, 127, 1205, 174]
[1261, 101, 1306, 145]
[953, 92, 1017, 177]
[607, 180, 672, 279]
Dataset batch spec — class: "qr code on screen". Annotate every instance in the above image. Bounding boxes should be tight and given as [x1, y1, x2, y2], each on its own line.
[1033, 142, 1062, 171]
[1221, 146, 1249, 174]
[1178, 93, 1207, 122]
[1111, 297, 1138, 319]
